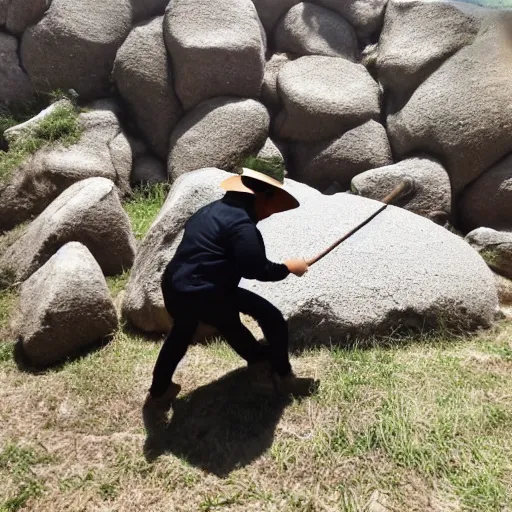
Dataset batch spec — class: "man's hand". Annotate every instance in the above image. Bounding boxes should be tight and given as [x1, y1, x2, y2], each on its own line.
[285, 258, 309, 277]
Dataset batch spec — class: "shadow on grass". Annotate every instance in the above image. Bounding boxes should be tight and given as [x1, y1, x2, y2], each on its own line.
[12, 336, 113, 374]
[143, 366, 291, 477]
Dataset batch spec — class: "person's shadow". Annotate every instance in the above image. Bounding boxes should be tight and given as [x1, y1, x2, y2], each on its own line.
[142, 366, 291, 477]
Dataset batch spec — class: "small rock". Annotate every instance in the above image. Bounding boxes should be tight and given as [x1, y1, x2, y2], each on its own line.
[351, 157, 452, 221]
[13, 242, 118, 368]
[459, 153, 512, 232]
[261, 53, 293, 111]
[465, 228, 512, 280]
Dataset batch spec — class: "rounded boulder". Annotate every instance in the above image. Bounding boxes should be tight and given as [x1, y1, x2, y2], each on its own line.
[241, 194, 499, 343]
[275, 56, 380, 142]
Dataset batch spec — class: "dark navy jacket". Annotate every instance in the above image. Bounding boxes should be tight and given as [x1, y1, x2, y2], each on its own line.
[163, 192, 290, 295]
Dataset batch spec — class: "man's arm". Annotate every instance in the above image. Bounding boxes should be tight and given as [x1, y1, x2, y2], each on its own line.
[226, 220, 290, 282]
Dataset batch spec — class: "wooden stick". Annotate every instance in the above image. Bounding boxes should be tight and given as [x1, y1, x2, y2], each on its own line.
[306, 179, 415, 267]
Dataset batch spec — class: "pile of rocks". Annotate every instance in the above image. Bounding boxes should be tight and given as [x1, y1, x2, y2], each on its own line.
[1, 0, 510, 366]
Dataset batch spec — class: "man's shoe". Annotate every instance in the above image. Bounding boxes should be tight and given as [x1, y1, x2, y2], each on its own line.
[143, 382, 181, 412]
[272, 373, 319, 398]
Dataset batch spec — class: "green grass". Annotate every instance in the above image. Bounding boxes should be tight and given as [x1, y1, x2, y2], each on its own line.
[123, 183, 170, 240]
[0, 99, 83, 183]
[0, 318, 511, 510]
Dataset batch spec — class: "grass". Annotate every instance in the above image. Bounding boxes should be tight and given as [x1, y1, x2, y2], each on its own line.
[1, 173, 512, 510]
[0, 311, 511, 510]
[123, 183, 170, 240]
[0, 94, 83, 183]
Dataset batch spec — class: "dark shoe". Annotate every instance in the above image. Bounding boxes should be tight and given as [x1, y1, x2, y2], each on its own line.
[272, 373, 319, 398]
[143, 382, 181, 412]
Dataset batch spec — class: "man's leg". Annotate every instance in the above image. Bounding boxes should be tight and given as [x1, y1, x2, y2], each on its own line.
[236, 288, 319, 397]
[235, 288, 292, 377]
[198, 298, 269, 365]
[149, 316, 198, 399]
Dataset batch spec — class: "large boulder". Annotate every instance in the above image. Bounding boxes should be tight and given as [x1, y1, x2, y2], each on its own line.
[163, 0, 266, 111]
[241, 193, 498, 343]
[465, 228, 512, 280]
[387, 14, 512, 198]
[6, 0, 50, 36]
[459, 154, 512, 232]
[250, 0, 300, 33]
[351, 157, 452, 222]
[0, 101, 132, 232]
[275, 3, 357, 60]
[122, 168, 320, 333]
[21, 0, 132, 99]
[0, 33, 34, 104]
[114, 17, 182, 160]
[261, 53, 293, 111]
[12, 242, 118, 368]
[168, 97, 269, 181]
[376, 0, 480, 104]
[0, 178, 136, 283]
[314, 0, 388, 39]
[291, 120, 392, 191]
[276, 56, 380, 142]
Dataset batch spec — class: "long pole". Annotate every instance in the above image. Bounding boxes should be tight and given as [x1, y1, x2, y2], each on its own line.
[306, 179, 415, 267]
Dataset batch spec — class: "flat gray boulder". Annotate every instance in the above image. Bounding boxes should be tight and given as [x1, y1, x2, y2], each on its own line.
[387, 13, 512, 198]
[276, 56, 380, 141]
[241, 193, 498, 343]
[0, 178, 136, 283]
[351, 157, 452, 222]
[459, 154, 512, 232]
[315, 0, 387, 39]
[377, 0, 480, 103]
[132, 156, 167, 185]
[12, 242, 118, 368]
[291, 120, 392, 191]
[465, 228, 512, 280]
[122, 168, 320, 333]
[257, 138, 285, 165]
[0, 33, 33, 104]
[0, 101, 132, 232]
[168, 97, 269, 181]
[275, 2, 357, 60]
[21, 0, 132, 98]
[114, 17, 183, 159]
[164, 0, 266, 110]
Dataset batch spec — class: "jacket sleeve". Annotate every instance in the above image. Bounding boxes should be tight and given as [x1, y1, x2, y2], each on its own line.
[226, 219, 290, 282]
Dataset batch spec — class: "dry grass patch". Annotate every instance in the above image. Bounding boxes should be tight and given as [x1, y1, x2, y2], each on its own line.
[1, 310, 512, 510]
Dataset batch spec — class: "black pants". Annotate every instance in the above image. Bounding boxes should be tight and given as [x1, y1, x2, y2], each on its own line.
[149, 285, 292, 398]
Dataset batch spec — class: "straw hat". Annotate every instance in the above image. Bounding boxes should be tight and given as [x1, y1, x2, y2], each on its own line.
[220, 157, 300, 214]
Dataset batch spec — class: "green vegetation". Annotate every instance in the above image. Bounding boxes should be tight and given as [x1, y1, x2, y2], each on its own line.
[0, 317, 511, 510]
[123, 183, 170, 240]
[0, 103, 83, 183]
[241, 155, 286, 183]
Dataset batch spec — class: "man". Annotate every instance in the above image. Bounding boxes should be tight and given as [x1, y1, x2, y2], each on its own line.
[145, 157, 318, 411]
